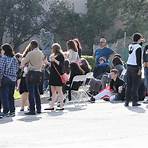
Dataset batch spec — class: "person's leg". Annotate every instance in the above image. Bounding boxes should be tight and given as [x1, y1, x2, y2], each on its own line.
[34, 84, 41, 113]
[125, 68, 132, 106]
[26, 83, 36, 114]
[56, 86, 64, 109]
[49, 86, 57, 108]
[1, 85, 9, 115]
[131, 70, 141, 106]
[144, 68, 148, 94]
[20, 92, 29, 111]
[9, 81, 16, 115]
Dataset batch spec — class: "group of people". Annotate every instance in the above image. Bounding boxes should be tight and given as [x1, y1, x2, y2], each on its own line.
[0, 32, 147, 119]
[0, 38, 91, 118]
[90, 33, 148, 107]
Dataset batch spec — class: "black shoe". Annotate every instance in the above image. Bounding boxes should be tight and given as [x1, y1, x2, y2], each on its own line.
[20, 108, 24, 111]
[89, 96, 95, 103]
[124, 102, 129, 107]
[44, 108, 54, 111]
[132, 103, 141, 107]
[25, 112, 36, 115]
[37, 111, 41, 114]
[9, 112, 15, 117]
[56, 108, 64, 111]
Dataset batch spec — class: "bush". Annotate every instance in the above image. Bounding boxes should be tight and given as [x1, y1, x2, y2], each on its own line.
[82, 55, 95, 70]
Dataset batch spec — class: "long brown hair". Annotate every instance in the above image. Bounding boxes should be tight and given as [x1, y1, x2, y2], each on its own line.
[51, 43, 63, 55]
[22, 40, 38, 57]
[67, 40, 78, 52]
[73, 38, 82, 51]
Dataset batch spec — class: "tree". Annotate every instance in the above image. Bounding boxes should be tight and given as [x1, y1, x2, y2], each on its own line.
[44, 1, 83, 47]
[0, 0, 44, 50]
[120, 0, 148, 35]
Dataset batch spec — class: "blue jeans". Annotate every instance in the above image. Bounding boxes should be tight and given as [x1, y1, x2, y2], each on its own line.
[144, 68, 148, 89]
[27, 83, 41, 113]
[1, 77, 15, 114]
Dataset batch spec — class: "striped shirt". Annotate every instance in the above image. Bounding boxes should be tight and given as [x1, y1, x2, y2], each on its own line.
[0, 56, 19, 81]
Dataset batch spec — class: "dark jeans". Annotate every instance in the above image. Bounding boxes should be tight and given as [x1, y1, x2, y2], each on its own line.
[125, 66, 141, 104]
[144, 67, 148, 89]
[1, 77, 15, 114]
[27, 83, 41, 113]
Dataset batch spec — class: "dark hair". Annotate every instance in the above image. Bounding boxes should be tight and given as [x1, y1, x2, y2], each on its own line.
[1, 43, 14, 57]
[73, 38, 82, 51]
[67, 40, 78, 52]
[112, 56, 123, 66]
[132, 33, 143, 42]
[30, 40, 38, 49]
[110, 69, 119, 75]
[80, 58, 91, 74]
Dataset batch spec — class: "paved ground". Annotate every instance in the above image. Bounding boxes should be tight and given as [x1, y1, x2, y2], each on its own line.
[0, 98, 148, 148]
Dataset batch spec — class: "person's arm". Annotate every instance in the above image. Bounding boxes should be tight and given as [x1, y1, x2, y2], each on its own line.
[136, 47, 142, 69]
[0, 57, 6, 76]
[20, 53, 30, 68]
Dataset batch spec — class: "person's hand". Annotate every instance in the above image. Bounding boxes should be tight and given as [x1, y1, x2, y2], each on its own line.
[118, 86, 122, 93]
[138, 69, 142, 76]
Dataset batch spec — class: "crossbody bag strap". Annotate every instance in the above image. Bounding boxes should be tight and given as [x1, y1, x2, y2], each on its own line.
[53, 64, 61, 77]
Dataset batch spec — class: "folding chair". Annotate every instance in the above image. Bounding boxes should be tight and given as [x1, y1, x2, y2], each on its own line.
[70, 75, 89, 107]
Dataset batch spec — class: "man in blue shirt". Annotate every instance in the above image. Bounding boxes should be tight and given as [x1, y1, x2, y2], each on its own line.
[94, 38, 115, 65]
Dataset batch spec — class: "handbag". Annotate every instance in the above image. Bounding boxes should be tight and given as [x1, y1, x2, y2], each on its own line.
[27, 70, 43, 84]
[53, 64, 69, 84]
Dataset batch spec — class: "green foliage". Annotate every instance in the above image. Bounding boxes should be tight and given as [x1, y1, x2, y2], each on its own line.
[0, 0, 44, 49]
[82, 55, 95, 70]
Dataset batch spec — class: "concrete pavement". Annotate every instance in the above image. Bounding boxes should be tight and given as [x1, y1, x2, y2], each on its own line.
[0, 98, 148, 148]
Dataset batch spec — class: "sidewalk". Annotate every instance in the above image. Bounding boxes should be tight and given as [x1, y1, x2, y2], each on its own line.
[0, 98, 148, 148]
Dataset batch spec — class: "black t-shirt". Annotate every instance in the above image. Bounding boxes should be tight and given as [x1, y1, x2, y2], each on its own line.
[110, 77, 125, 93]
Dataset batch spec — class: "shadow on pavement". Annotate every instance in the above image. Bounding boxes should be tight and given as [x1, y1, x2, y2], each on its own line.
[0, 117, 13, 124]
[47, 111, 65, 117]
[18, 116, 42, 122]
[127, 106, 146, 113]
[65, 106, 86, 112]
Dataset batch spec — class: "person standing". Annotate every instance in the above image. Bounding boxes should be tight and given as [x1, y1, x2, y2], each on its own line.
[45, 43, 65, 110]
[66, 40, 79, 63]
[21, 40, 44, 115]
[0, 44, 19, 117]
[143, 45, 148, 103]
[125, 33, 144, 107]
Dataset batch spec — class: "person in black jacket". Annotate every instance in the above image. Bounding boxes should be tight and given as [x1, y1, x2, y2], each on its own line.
[125, 33, 144, 107]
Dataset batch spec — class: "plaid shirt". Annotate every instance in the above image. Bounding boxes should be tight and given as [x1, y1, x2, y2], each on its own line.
[0, 56, 19, 81]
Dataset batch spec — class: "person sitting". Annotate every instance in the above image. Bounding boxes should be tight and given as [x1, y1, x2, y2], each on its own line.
[90, 69, 125, 103]
[112, 54, 125, 76]
[79, 58, 92, 74]
[64, 62, 85, 101]
[93, 57, 110, 79]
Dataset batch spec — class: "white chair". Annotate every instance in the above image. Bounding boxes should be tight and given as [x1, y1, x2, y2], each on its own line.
[70, 75, 89, 107]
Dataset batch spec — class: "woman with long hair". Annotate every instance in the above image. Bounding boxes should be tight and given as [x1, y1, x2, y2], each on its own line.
[73, 38, 82, 58]
[45, 43, 65, 110]
[18, 42, 33, 111]
[66, 40, 79, 63]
